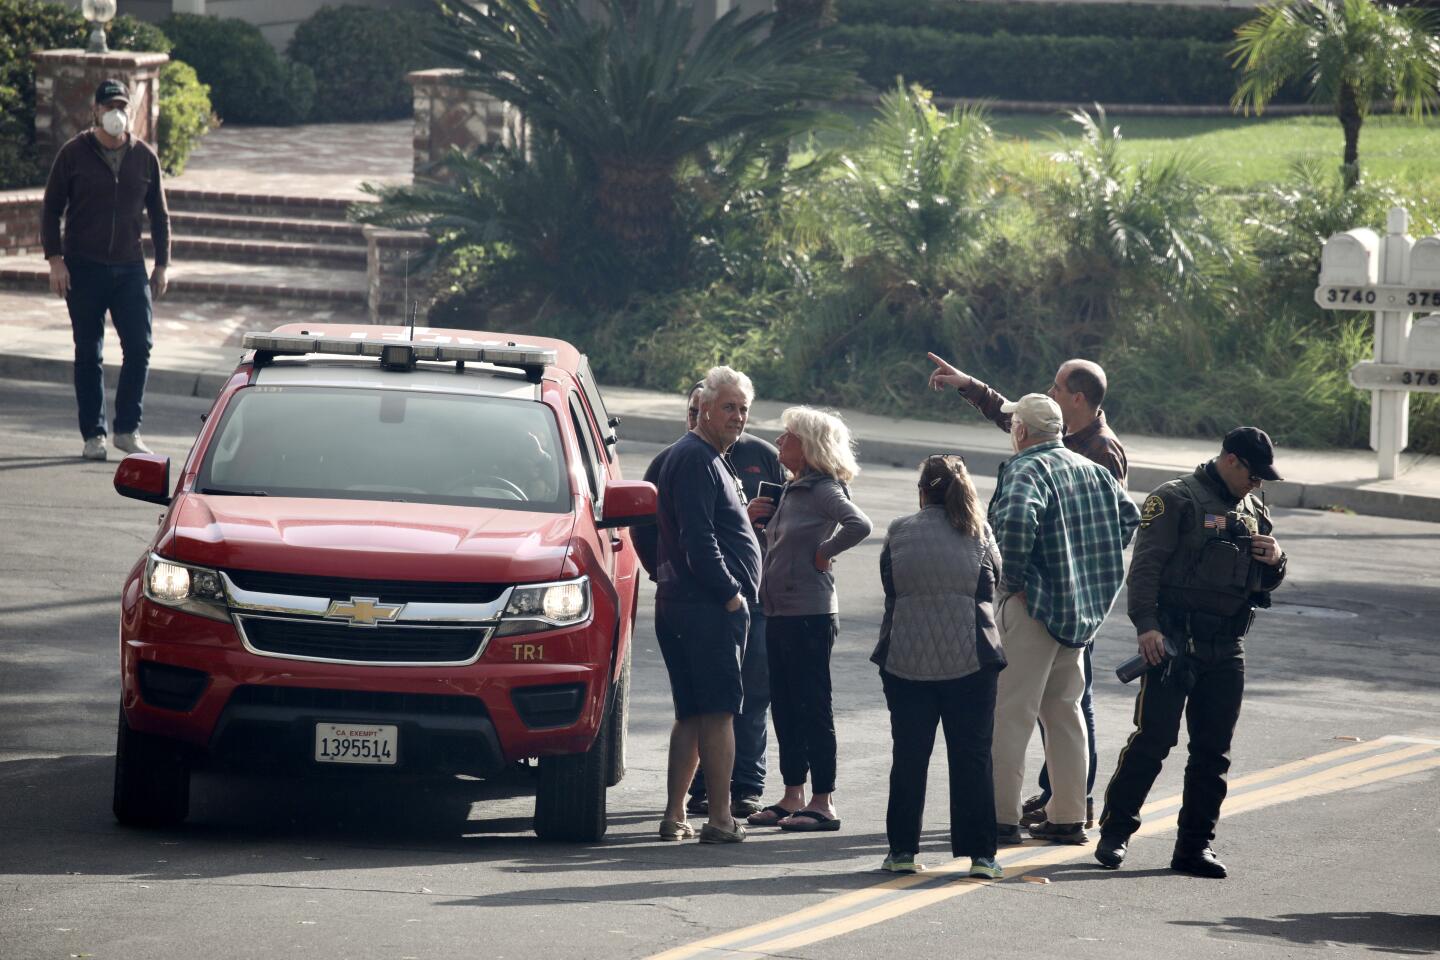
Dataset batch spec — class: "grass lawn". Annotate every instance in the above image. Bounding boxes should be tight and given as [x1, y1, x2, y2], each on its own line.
[817, 105, 1440, 211]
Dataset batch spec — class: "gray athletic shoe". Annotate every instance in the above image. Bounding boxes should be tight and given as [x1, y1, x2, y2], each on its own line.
[82, 436, 108, 461]
[113, 432, 153, 455]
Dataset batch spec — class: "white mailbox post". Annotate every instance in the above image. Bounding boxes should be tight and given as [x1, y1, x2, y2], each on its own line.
[1316, 206, 1440, 480]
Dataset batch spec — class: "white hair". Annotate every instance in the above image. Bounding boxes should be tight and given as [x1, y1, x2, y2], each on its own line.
[781, 406, 860, 484]
[698, 365, 754, 405]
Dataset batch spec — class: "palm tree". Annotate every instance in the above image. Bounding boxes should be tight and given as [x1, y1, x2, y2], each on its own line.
[829, 83, 998, 293]
[1231, 0, 1440, 187]
[427, 0, 855, 269]
[1042, 108, 1235, 350]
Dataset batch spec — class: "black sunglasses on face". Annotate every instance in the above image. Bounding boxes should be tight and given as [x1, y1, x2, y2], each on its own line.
[1236, 458, 1265, 484]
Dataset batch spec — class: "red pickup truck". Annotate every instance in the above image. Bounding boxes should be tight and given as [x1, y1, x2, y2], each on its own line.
[110, 323, 655, 841]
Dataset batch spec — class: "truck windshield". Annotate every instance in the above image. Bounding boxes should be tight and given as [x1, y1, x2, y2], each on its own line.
[196, 386, 570, 512]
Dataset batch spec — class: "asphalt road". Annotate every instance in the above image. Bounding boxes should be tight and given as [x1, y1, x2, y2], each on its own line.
[2, 378, 1438, 960]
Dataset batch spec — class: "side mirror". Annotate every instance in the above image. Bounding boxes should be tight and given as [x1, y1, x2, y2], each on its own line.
[115, 453, 171, 505]
[596, 479, 656, 530]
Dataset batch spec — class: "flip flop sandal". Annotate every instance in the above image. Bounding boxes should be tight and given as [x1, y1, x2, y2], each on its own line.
[747, 804, 799, 826]
[778, 810, 842, 832]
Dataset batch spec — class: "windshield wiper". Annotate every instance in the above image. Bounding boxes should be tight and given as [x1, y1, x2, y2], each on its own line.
[198, 486, 270, 496]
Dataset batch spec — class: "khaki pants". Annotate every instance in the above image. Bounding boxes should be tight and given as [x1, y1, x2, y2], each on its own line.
[991, 594, 1088, 825]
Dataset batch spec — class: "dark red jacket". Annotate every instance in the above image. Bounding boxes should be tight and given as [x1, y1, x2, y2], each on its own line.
[41, 131, 170, 267]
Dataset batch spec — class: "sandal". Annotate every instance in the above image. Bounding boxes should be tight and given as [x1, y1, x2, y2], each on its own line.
[778, 809, 842, 832]
[747, 803, 799, 826]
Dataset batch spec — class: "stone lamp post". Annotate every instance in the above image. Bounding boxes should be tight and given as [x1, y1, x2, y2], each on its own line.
[82, 0, 118, 55]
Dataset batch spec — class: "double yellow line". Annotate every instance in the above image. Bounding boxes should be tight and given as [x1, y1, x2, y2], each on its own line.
[646, 735, 1440, 960]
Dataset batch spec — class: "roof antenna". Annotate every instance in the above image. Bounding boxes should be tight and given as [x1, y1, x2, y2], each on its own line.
[404, 252, 416, 341]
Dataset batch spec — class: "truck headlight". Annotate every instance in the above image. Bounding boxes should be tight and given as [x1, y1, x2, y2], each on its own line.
[144, 554, 229, 623]
[494, 576, 590, 637]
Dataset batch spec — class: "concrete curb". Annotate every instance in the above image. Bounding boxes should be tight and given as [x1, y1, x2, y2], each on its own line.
[7, 350, 1437, 525]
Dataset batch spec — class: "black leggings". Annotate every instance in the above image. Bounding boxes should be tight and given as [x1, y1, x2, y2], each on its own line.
[766, 614, 838, 793]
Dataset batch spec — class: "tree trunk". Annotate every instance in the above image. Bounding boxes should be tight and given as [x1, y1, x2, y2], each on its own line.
[1337, 83, 1363, 189]
[595, 156, 677, 269]
[767, 1, 835, 177]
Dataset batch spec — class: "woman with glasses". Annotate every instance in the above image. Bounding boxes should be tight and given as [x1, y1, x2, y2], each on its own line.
[872, 455, 1007, 877]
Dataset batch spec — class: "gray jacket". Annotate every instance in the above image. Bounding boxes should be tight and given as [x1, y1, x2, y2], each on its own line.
[871, 506, 1006, 681]
[759, 471, 872, 617]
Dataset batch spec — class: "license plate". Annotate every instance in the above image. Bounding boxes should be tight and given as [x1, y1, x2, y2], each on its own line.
[314, 722, 398, 765]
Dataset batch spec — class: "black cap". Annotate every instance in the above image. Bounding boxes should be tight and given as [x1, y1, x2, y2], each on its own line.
[1222, 426, 1282, 481]
[94, 80, 130, 105]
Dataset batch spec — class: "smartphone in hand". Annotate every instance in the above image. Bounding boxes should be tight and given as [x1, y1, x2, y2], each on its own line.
[756, 481, 784, 502]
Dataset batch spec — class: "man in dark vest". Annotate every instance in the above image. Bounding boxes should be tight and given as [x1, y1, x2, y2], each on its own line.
[1095, 427, 1288, 878]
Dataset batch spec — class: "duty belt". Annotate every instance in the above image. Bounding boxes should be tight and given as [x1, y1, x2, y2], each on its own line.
[1181, 608, 1253, 641]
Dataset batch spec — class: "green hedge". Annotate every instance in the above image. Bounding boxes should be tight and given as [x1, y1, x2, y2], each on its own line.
[159, 13, 315, 125]
[834, 24, 1305, 105]
[288, 5, 438, 122]
[0, 0, 173, 189]
[837, 0, 1251, 42]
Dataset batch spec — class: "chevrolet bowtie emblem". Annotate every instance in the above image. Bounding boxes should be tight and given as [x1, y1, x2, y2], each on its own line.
[324, 596, 403, 627]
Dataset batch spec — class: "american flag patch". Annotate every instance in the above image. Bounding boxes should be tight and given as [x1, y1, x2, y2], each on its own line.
[1203, 514, 1226, 529]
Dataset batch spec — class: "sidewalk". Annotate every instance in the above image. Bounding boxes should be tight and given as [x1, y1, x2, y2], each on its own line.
[2, 302, 1437, 523]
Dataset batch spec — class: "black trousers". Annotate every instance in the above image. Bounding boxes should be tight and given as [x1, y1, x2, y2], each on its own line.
[881, 668, 999, 859]
[1098, 635, 1245, 852]
[767, 614, 838, 793]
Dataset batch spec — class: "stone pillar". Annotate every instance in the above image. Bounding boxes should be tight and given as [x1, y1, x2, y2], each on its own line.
[363, 226, 435, 325]
[406, 68, 526, 179]
[31, 51, 169, 170]
[0, 191, 44, 255]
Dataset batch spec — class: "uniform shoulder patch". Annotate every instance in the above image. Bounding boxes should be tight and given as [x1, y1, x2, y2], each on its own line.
[1140, 494, 1166, 527]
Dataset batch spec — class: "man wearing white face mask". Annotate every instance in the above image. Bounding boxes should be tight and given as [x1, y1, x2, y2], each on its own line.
[41, 79, 171, 461]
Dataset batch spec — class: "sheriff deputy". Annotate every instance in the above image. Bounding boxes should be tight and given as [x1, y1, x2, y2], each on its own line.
[1094, 426, 1288, 879]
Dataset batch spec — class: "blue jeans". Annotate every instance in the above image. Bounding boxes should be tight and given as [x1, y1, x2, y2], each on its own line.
[66, 258, 152, 439]
[691, 604, 770, 799]
[1036, 644, 1098, 803]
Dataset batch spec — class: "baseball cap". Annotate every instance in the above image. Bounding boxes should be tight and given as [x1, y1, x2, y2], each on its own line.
[1222, 426, 1282, 481]
[1001, 393, 1063, 436]
[94, 80, 130, 105]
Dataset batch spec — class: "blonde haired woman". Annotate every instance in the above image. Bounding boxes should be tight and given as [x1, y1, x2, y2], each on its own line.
[749, 406, 872, 832]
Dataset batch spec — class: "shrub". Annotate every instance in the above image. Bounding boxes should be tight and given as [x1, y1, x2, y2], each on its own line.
[287, 4, 438, 122]
[0, 0, 171, 188]
[156, 60, 215, 176]
[833, 25, 1302, 105]
[159, 13, 314, 124]
[837, 0, 1251, 42]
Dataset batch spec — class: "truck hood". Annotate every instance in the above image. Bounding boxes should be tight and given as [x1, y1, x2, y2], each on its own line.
[161, 494, 576, 584]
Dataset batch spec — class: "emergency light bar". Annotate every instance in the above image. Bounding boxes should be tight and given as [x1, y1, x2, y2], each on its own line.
[241, 333, 556, 382]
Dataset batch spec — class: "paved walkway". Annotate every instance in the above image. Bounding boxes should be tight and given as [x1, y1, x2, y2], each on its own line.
[169, 120, 413, 200]
[2, 306, 1437, 522]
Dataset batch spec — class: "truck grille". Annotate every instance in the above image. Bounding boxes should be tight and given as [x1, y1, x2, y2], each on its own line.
[224, 570, 506, 605]
[237, 616, 491, 665]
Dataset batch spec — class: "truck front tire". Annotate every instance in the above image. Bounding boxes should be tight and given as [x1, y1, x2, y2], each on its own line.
[533, 691, 614, 842]
[112, 705, 190, 827]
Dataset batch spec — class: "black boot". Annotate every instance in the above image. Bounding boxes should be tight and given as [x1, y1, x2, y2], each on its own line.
[1171, 846, 1227, 878]
[1095, 834, 1127, 869]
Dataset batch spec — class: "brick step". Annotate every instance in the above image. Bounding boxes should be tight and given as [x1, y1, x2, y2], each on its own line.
[166, 187, 375, 222]
[146, 236, 367, 269]
[167, 211, 368, 246]
[0, 255, 366, 306]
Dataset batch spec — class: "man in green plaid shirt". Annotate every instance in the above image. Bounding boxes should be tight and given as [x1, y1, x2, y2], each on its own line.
[988, 394, 1140, 846]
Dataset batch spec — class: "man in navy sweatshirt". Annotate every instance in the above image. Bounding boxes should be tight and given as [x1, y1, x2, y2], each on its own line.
[650, 366, 762, 844]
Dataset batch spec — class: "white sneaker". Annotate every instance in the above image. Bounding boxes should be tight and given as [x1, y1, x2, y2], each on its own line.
[82, 436, 108, 461]
[114, 432, 154, 455]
